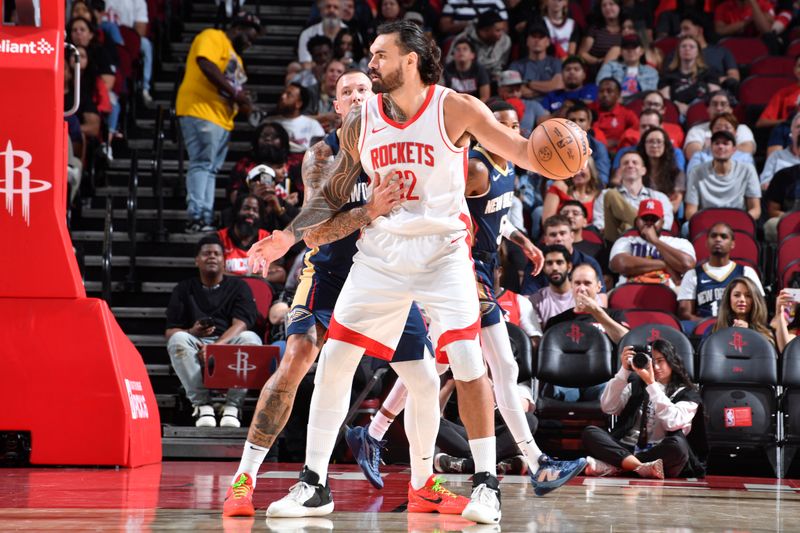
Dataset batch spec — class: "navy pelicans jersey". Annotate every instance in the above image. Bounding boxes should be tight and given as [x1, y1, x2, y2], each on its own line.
[302, 130, 370, 281]
[695, 262, 745, 318]
[465, 145, 516, 256]
[359, 85, 470, 236]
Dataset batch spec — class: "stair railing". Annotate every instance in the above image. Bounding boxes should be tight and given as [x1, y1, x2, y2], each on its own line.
[125, 150, 140, 292]
[101, 195, 114, 304]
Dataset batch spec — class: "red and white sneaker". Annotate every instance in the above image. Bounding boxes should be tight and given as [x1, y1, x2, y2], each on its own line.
[223, 473, 255, 517]
[407, 475, 470, 515]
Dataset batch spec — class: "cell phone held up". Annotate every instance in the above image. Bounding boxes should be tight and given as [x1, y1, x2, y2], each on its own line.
[246, 164, 276, 187]
[198, 317, 215, 329]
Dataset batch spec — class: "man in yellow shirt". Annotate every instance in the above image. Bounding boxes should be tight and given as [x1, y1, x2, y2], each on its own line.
[176, 12, 262, 233]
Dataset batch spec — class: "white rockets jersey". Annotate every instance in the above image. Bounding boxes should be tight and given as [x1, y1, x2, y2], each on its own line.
[359, 84, 470, 236]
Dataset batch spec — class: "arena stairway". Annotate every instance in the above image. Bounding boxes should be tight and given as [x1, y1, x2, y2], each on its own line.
[69, 0, 310, 458]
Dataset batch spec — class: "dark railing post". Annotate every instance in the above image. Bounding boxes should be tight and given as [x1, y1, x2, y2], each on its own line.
[102, 195, 114, 304]
[152, 106, 168, 242]
[125, 150, 140, 292]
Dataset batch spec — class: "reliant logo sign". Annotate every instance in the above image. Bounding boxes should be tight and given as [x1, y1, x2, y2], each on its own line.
[0, 37, 54, 55]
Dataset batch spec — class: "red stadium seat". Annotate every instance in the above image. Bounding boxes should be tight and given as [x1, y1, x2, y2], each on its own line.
[778, 212, 800, 245]
[622, 309, 682, 330]
[241, 276, 274, 338]
[653, 36, 678, 59]
[685, 101, 709, 128]
[608, 283, 678, 313]
[693, 317, 716, 336]
[779, 236, 800, 287]
[692, 230, 759, 266]
[628, 96, 680, 124]
[688, 208, 755, 241]
[749, 56, 798, 76]
[739, 75, 796, 108]
[783, 259, 800, 289]
[582, 228, 603, 245]
[788, 39, 800, 57]
[719, 37, 769, 66]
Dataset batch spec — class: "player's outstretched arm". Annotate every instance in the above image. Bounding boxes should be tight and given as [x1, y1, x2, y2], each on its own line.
[247, 106, 366, 275]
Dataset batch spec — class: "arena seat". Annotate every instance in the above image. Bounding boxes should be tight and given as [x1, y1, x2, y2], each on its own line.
[582, 228, 604, 245]
[692, 230, 759, 267]
[688, 208, 755, 241]
[699, 327, 779, 475]
[685, 101, 710, 128]
[693, 317, 716, 337]
[788, 39, 800, 57]
[618, 323, 695, 381]
[777, 236, 800, 287]
[781, 258, 800, 289]
[534, 321, 614, 420]
[719, 37, 769, 67]
[507, 321, 534, 383]
[781, 337, 800, 476]
[608, 283, 678, 314]
[653, 36, 678, 59]
[749, 56, 797, 76]
[739, 75, 796, 109]
[628, 96, 680, 124]
[241, 276, 274, 339]
[620, 310, 682, 331]
[777, 212, 800, 245]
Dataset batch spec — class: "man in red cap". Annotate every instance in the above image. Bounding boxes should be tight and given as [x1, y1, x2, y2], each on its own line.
[608, 199, 696, 292]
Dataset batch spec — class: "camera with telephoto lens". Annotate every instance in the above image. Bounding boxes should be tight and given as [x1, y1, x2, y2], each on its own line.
[629, 344, 652, 370]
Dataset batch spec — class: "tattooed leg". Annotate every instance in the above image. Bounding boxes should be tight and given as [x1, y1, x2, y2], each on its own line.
[246, 325, 325, 447]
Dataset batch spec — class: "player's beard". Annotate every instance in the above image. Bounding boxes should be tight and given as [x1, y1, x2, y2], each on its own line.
[371, 65, 404, 93]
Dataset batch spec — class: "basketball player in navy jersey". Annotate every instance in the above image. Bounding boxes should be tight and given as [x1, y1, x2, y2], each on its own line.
[346, 100, 587, 496]
[248, 21, 585, 524]
[223, 69, 466, 517]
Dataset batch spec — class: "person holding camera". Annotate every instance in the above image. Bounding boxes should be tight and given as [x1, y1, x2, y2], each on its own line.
[582, 339, 705, 479]
[245, 151, 301, 233]
[165, 236, 262, 428]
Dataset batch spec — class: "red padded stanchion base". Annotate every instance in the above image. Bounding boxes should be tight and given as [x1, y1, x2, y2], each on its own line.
[0, 298, 161, 467]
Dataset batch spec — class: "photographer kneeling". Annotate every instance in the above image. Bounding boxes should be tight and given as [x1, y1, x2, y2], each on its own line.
[581, 339, 705, 479]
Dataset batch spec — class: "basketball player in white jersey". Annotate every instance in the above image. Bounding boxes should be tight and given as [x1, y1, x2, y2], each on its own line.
[249, 21, 558, 524]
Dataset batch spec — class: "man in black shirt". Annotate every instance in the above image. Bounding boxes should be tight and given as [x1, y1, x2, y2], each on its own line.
[765, 163, 800, 241]
[443, 38, 491, 101]
[166, 236, 261, 428]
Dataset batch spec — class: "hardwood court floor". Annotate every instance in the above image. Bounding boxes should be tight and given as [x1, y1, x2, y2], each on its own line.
[1, 461, 800, 531]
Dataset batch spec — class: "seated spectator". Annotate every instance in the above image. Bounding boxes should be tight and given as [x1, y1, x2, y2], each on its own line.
[594, 151, 674, 242]
[218, 193, 271, 276]
[297, 0, 347, 68]
[634, 91, 685, 149]
[714, 0, 775, 38]
[509, 22, 564, 100]
[615, 111, 687, 186]
[764, 163, 800, 242]
[684, 131, 761, 222]
[495, 71, 527, 119]
[365, 0, 405, 44]
[165, 236, 262, 428]
[596, 34, 659, 101]
[560, 200, 605, 261]
[677, 222, 763, 330]
[686, 113, 755, 174]
[227, 122, 291, 208]
[609, 200, 695, 290]
[684, 90, 755, 161]
[272, 83, 326, 157]
[446, 10, 512, 80]
[544, 264, 628, 403]
[658, 36, 721, 119]
[772, 288, 800, 352]
[521, 215, 607, 304]
[638, 127, 686, 214]
[766, 117, 794, 157]
[443, 38, 491, 101]
[539, 0, 581, 59]
[438, 0, 508, 36]
[290, 35, 334, 91]
[583, 339, 705, 479]
[104, 0, 153, 104]
[711, 277, 774, 344]
[656, 0, 712, 43]
[578, 0, 623, 68]
[542, 157, 602, 223]
[306, 59, 346, 131]
[662, 14, 740, 87]
[565, 102, 610, 184]
[64, 43, 102, 155]
[531, 244, 585, 325]
[593, 77, 639, 153]
[760, 112, 800, 189]
[246, 154, 301, 233]
[620, 15, 663, 71]
[756, 56, 800, 130]
[333, 28, 368, 71]
[541, 56, 598, 114]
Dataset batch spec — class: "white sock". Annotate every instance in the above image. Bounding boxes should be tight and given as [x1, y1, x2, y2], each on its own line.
[469, 436, 497, 476]
[233, 441, 268, 487]
[391, 357, 439, 490]
[369, 379, 408, 441]
[304, 340, 364, 484]
[480, 323, 542, 472]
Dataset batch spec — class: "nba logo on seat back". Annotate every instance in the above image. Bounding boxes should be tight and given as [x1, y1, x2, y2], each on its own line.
[0, 141, 52, 226]
[228, 348, 257, 379]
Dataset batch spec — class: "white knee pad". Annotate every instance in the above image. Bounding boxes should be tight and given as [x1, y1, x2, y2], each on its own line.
[446, 339, 486, 382]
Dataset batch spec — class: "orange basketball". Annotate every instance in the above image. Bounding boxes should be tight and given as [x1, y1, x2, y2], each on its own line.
[527, 118, 590, 180]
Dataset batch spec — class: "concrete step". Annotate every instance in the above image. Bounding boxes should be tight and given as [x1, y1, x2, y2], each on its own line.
[114, 307, 167, 318]
[84, 256, 196, 268]
[84, 281, 177, 293]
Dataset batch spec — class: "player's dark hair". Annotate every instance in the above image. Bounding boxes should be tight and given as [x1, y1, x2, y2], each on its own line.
[196, 235, 224, 256]
[542, 244, 572, 265]
[377, 20, 443, 85]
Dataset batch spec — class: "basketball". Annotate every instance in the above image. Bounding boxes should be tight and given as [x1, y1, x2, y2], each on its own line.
[528, 118, 590, 180]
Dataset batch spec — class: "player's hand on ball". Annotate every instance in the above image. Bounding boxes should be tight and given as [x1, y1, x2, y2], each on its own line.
[247, 230, 295, 277]
[366, 172, 403, 220]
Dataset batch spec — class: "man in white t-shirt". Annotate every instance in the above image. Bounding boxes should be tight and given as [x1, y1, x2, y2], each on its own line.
[683, 90, 756, 161]
[529, 244, 575, 326]
[273, 83, 326, 153]
[677, 222, 763, 331]
[609, 200, 696, 291]
[105, 0, 153, 103]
